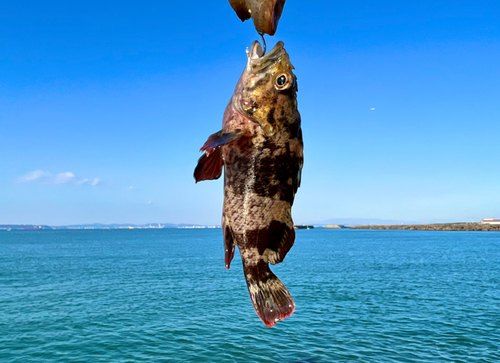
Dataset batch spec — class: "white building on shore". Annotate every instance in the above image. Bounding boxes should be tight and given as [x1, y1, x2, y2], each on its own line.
[480, 218, 500, 225]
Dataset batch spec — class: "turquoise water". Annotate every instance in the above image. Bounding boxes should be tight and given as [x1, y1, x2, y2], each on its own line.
[1, 229, 499, 362]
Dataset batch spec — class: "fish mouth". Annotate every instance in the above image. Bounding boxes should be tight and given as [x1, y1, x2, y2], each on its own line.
[246, 41, 289, 73]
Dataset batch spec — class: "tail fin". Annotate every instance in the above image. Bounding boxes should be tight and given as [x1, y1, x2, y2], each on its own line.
[243, 261, 295, 327]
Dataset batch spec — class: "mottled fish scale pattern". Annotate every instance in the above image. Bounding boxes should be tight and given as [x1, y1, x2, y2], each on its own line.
[195, 41, 302, 327]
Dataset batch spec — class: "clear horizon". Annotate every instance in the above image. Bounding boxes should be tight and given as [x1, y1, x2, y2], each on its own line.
[0, 217, 489, 227]
[1, 1, 499, 225]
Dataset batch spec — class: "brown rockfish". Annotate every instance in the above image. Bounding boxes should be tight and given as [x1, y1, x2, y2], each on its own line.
[194, 41, 303, 327]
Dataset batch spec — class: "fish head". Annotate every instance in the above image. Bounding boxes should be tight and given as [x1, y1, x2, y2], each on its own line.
[234, 41, 298, 136]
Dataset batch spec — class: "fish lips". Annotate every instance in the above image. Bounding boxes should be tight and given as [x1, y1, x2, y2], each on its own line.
[247, 41, 287, 73]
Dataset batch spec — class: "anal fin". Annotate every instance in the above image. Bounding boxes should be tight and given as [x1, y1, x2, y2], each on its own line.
[253, 220, 295, 266]
[267, 222, 295, 265]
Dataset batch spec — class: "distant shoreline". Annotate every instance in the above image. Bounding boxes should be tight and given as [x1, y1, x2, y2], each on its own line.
[350, 223, 500, 232]
[2, 222, 500, 232]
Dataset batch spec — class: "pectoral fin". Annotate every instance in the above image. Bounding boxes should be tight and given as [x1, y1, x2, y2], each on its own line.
[194, 129, 244, 183]
[194, 147, 223, 182]
[200, 129, 244, 155]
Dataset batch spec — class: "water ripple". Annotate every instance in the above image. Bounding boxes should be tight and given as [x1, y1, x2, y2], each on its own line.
[1, 229, 499, 362]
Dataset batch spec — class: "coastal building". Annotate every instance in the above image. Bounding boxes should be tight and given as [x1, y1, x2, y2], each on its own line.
[480, 218, 500, 225]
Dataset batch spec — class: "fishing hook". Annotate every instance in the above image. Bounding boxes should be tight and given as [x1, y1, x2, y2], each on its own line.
[259, 33, 267, 55]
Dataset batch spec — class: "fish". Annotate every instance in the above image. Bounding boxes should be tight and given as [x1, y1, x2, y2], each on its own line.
[194, 40, 303, 327]
[228, 0, 286, 36]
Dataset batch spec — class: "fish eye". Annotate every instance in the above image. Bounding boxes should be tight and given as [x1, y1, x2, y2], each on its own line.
[277, 75, 287, 86]
[275, 72, 292, 90]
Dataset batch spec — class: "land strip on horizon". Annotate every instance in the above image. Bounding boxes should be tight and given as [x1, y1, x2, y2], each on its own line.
[2, 222, 500, 232]
[351, 223, 500, 232]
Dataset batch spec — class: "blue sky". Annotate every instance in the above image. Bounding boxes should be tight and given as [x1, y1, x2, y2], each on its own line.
[1, 0, 499, 225]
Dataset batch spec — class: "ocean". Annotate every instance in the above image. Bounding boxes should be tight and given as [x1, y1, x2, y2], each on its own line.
[1, 229, 499, 362]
